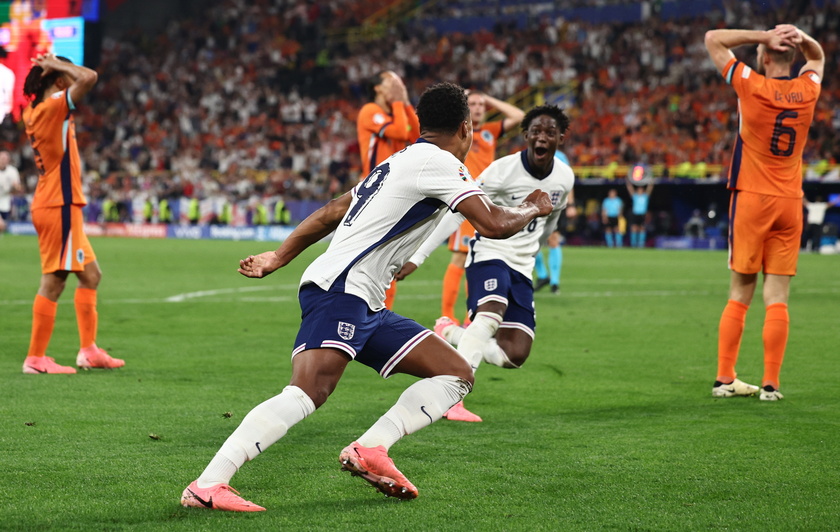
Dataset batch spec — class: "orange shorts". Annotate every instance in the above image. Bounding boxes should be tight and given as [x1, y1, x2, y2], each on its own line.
[728, 190, 801, 276]
[448, 219, 476, 253]
[32, 205, 96, 274]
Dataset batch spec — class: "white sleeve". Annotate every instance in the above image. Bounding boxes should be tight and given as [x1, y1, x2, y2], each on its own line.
[408, 210, 465, 266]
[416, 152, 484, 211]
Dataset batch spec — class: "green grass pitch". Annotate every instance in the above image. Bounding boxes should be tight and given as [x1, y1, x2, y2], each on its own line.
[1, 235, 839, 531]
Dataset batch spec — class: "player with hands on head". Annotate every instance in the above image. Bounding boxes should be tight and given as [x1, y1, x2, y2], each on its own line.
[399, 104, 574, 422]
[356, 69, 420, 310]
[182, 82, 552, 512]
[21, 53, 124, 374]
[704, 23, 823, 401]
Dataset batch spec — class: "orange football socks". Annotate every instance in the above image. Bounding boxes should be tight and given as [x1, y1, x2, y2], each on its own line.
[762, 303, 789, 389]
[74, 287, 98, 349]
[717, 299, 748, 383]
[441, 263, 465, 320]
[384, 279, 398, 310]
[27, 295, 58, 358]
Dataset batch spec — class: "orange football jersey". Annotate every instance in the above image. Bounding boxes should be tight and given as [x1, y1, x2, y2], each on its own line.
[356, 101, 420, 175]
[24, 90, 86, 209]
[465, 120, 504, 177]
[722, 57, 821, 198]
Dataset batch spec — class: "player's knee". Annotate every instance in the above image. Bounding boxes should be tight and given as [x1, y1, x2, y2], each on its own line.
[496, 339, 529, 368]
[305, 386, 331, 409]
[39, 276, 66, 300]
[79, 265, 102, 289]
[457, 369, 475, 387]
[505, 350, 528, 368]
[292, 381, 334, 409]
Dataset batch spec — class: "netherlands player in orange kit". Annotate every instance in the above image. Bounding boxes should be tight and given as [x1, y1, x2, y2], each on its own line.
[356, 70, 420, 309]
[21, 53, 124, 374]
[704, 24, 824, 401]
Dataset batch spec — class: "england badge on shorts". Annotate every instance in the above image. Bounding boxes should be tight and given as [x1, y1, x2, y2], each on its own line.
[484, 278, 498, 291]
[337, 322, 356, 340]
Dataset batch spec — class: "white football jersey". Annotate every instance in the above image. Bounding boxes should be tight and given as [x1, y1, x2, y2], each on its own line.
[468, 150, 574, 278]
[301, 140, 483, 310]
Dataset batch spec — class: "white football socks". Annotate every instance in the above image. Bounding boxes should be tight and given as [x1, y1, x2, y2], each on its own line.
[357, 375, 472, 450]
[197, 385, 316, 488]
[442, 323, 465, 346]
[457, 311, 503, 372]
[482, 337, 520, 368]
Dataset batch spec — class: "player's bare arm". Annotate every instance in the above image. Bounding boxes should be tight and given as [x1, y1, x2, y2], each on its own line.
[33, 53, 98, 103]
[397, 191, 552, 281]
[482, 94, 525, 131]
[704, 29, 793, 72]
[394, 261, 417, 281]
[565, 188, 577, 219]
[779, 25, 825, 78]
[457, 190, 552, 239]
[238, 193, 352, 278]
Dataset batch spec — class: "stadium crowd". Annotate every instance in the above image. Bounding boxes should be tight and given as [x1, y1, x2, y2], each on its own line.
[1, 0, 838, 225]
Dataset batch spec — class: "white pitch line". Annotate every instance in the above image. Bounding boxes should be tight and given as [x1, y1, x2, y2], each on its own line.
[1, 285, 838, 306]
[164, 284, 298, 302]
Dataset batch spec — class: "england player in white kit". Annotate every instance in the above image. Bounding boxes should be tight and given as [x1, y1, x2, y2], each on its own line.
[182, 83, 554, 512]
[399, 105, 574, 422]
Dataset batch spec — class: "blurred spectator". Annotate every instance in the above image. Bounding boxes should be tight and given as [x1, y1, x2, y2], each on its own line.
[803, 194, 840, 252]
[0, 149, 21, 222]
[0, 0, 837, 227]
[683, 209, 706, 238]
[601, 188, 623, 247]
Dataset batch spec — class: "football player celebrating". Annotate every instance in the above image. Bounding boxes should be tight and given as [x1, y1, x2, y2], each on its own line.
[398, 104, 574, 421]
[181, 83, 553, 511]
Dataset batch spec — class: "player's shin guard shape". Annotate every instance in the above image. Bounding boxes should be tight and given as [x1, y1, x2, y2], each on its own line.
[762, 303, 789, 389]
[457, 311, 503, 372]
[74, 287, 98, 349]
[199, 385, 315, 487]
[27, 295, 57, 358]
[357, 375, 472, 450]
[717, 300, 748, 382]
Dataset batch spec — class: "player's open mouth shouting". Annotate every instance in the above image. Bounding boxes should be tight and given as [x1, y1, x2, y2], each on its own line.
[532, 145, 550, 161]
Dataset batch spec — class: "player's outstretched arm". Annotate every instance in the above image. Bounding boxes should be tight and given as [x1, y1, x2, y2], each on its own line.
[238, 193, 352, 278]
[457, 190, 552, 240]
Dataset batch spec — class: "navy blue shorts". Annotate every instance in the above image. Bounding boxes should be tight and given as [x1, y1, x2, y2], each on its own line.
[293, 284, 433, 377]
[465, 259, 535, 338]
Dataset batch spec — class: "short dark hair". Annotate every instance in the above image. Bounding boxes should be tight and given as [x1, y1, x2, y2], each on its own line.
[366, 70, 387, 101]
[23, 56, 73, 106]
[521, 104, 570, 134]
[766, 45, 796, 65]
[416, 82, 468, 135]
